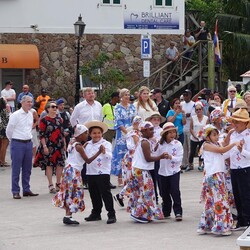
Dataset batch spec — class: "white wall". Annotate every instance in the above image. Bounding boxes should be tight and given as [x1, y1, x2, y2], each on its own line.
[0, 0, 184, 34]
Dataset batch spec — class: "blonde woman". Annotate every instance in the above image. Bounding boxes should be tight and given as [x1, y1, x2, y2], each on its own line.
[111, 89, 136, 186]
[134, 86, 158, 121]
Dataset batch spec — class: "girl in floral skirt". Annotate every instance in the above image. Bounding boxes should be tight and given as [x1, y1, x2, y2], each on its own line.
[127, 121, 167, 223]
[52, 124, 104, 225]
[113, 116, 142, 207]
[197, 124, 240, 236]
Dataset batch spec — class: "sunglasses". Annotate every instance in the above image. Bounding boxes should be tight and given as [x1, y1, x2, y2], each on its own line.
[229, 90, 236, 93]
[50, 105, 58, 109]
[196, 108, 202, 111]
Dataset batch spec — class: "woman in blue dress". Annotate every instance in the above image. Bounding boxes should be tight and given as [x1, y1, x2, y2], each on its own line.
[111, 88, 136, 186]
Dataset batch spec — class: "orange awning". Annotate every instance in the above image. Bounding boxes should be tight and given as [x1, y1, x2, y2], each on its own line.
[0, 44, 40, 69]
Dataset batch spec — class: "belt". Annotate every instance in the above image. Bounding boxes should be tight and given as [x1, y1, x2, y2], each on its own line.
[12, 139, 31, 143]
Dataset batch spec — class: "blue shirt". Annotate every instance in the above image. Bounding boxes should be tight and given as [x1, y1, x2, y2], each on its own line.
[17, 92, 34, 105]
[166, 110, 184, 135]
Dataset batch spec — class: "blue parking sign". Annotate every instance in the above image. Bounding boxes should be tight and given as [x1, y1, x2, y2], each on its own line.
[141, 35, 152, 59]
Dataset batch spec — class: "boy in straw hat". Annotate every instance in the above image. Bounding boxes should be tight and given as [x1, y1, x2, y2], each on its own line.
[226, 108, 250, 230]
[83, 120, 117, 224]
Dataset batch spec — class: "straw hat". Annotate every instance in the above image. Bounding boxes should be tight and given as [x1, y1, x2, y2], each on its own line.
[227, 108, 250, 123]
[160, 122, 178, 136]
[84, 120, 108, 134]
[229, 99, 249, 113]
[74, 124, 88, 137]
[145, 111, 166, 123]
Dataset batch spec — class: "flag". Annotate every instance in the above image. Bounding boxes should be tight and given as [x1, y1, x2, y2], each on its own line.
[213, 19, 221, 65]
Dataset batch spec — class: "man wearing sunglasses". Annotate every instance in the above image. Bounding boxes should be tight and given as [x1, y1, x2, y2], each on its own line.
[222, 85, 240, 116]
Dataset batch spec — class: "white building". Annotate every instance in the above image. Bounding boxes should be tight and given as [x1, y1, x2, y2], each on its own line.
[0, 0, 185, 104]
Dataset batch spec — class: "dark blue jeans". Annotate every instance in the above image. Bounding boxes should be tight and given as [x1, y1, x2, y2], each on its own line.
[11, 140, 33, 194]
[178, 133, 184, 145]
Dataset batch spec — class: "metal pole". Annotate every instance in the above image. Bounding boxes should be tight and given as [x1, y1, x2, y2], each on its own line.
[75, 37, 81, 105]
[207, 41, 215, 90]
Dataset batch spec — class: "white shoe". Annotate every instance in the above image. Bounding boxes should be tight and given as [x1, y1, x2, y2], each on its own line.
[197, 228, 207, 235]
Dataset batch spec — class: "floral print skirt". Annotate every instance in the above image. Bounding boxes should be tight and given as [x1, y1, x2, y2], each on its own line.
[127, 167, 164, 221]
[122, 150, 134, 184]
[198, 172, 233, 234]
[52, 165, 85, 213]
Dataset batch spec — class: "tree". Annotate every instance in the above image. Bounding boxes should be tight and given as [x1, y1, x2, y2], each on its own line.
[80, 52, 127, 104]
[216, 0, 250, 80]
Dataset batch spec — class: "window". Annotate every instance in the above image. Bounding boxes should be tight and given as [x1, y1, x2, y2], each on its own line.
[102, 0, 121, 4]
[155, 0, 172, 7]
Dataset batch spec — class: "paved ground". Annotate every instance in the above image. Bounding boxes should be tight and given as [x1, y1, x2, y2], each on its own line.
[0, 149, 243, 250]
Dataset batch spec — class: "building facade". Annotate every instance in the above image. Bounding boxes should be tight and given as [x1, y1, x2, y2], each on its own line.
[0, 0, 184, 105]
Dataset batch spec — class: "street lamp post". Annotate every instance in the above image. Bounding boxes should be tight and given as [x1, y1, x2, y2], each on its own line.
[74, 14, 86, 105]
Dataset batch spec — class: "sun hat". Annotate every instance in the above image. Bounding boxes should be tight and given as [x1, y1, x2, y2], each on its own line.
[226, 108, 250, 123]
[74, 124, 88, 137]
[132, 115, 142, 124]
[160, 122, 178, 136]
[145, 111, 166, 123]
[84, 120, 108, 134]
[139, 121, 154, 131]
[198, 124, 218, 140]
[210, 109, 223, 122]
[229, 99, 248, 113]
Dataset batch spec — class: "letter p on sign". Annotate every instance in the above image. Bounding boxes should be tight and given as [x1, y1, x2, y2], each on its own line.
[141, 34, 152, 59]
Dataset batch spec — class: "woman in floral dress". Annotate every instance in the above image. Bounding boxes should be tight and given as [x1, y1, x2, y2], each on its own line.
[111, 88, 136, 186]
[34, 101, 66, 193]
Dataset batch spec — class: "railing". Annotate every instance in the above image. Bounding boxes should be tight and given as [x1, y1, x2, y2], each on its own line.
[131, 41, 210, 93]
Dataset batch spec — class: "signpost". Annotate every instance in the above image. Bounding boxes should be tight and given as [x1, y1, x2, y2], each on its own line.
[141, 34, 152, 59]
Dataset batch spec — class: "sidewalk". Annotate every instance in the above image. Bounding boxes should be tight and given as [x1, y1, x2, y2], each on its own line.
[0, 148, 241, 250]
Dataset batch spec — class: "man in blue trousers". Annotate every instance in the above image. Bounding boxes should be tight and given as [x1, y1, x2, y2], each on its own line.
[6, 95, 39, 199]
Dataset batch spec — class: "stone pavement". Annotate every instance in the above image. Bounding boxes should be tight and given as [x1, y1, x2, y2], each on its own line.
[0, 149, 242, 250]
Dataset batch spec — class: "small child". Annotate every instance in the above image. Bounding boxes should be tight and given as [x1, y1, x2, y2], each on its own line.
[114, 116, 142, 208]
[127, 121, 167, 223]
[52, 124, 103, 225]
[197, 124, 240, 236]
[84, 120, 117, 224]
[157, 122, 184, 221]
[146, 112, 165, 204]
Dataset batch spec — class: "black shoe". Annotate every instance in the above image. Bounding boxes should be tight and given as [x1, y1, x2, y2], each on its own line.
[23, 191, 39, 197]
[109, 182, 116, 189]
[231, 222, 248, 231]
[84, 214, 102, 222]
[63, 217, 80, 225]
[113, 194, 124, 207]
[13, 193, 21, 199]
[107, 216, 117, 224]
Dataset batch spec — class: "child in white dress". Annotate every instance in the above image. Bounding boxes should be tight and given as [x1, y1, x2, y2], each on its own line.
[52, 124, 103, 225]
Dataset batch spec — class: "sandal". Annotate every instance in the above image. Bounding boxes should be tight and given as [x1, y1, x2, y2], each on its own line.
[48, 184, 56, 194]
[56, 183, 61, 192]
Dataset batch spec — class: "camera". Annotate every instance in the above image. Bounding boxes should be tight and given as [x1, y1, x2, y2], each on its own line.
[204, 89, 211, 95]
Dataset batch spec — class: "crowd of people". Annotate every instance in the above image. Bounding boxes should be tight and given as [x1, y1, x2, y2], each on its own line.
[1, 80, 250, 235]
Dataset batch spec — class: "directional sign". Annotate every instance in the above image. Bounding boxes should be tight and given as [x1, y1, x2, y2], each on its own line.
[141, 34, 152, 59]
[143, 60, 150, 77]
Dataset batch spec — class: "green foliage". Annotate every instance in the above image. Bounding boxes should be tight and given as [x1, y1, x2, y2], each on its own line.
[186, 0, 224, 30]
[80, 52, 126, 104]
[216, 0, 250, 80]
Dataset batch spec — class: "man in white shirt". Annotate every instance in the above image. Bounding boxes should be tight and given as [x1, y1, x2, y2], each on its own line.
[227, 109, 250, 230]
[1, 81, 16, 112]
[70, 87, 102, 189]
[70, 87, 102, 127]
[180, 89, 195, 171]
[6, 95, 38, 199]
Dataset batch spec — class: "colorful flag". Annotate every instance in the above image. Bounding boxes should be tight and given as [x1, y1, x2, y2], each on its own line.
[213, 19, 221, 65]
